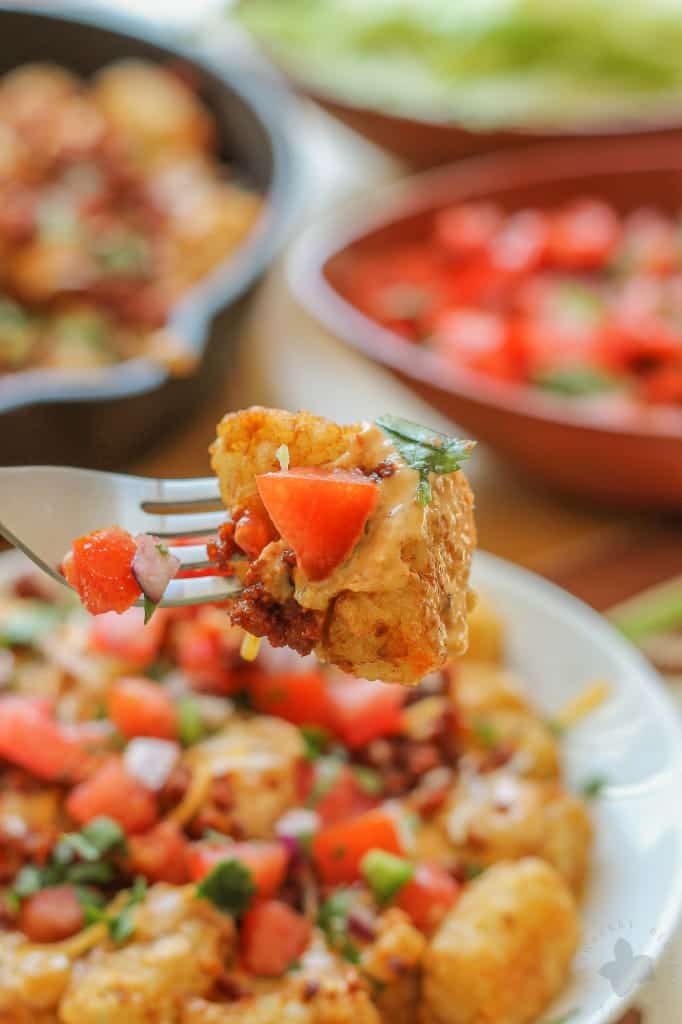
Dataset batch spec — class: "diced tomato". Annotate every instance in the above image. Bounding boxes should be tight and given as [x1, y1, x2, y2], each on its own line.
[241, 900, 311, 976]
[128, 820, 190, 884]
[434, 202, 502, 259]
[640, 365, 682, 404]
[396, 863, 460, 932]
[187, 840, 288, 899]
[234, 498, 278, 560]
[89, 606, 168, 668]
[64, 527, 141, 616]
[313, 807, 404, 885]
[325, 675, 406, 750]
[621, 209, 678, 275]
[66, 757, 158, 834]
[174, 611, 242, 695]
[248, 667, 333, 729]
[256, 468, 379, 581]
[18, 884, 85, 943]
[108, 677, 178, 740]
[432, 309, 517, 380]
[548, 199, 620, 271]
[601, 316, 681, 374]
[0, 696, 91, 782]
[490, 209, 550, 275]
[311, 763, 378, 827]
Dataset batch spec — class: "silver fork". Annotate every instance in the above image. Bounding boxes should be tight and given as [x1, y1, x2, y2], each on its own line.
[0, 466, 242, 606]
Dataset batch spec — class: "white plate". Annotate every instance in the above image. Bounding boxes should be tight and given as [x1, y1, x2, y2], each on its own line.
[471, 551, 682, 1024]
[1, 547, 681, 1023]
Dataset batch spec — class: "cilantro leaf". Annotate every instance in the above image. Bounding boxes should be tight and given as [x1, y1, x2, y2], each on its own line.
[472, 718, 499, 749]
[533, 367, 622, 397]
[351, 765, 384, 796]
[306, 757, 344, 808]
[375, 415, 475, 504]
[108, 877, 148, 946]
[143, 595, 158, 626]
[580, 775, 607, 800]
[196, 859, 255, 917]
[300, 725, 330, 761]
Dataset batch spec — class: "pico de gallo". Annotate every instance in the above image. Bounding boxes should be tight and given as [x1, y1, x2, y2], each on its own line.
[0, 564, 590, 1023]
[338, 198, 682, 409]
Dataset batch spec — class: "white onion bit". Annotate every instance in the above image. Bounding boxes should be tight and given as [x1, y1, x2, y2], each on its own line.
[124, 738, 180, 791]
[275, 807, 320, 840]
[132, 534, 181, 605]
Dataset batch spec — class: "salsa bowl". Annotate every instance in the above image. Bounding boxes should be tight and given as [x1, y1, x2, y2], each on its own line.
[289, 139, 682, 509]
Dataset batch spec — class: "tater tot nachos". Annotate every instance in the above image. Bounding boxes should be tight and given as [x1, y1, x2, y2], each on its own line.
[0, 563, 593, 1024]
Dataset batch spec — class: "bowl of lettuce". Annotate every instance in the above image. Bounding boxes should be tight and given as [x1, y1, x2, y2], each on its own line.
[235, 0, 682, 167]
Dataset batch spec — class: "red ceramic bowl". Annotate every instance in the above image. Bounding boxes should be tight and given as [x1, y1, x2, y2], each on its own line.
[282, 65, 682, 170]
[288, 139, 682, 510]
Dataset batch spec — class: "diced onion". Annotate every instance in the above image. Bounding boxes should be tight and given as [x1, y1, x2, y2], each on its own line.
[276, 807, 319, 841]
[124, 738, 180, 791]
[275, 444, 290, 472]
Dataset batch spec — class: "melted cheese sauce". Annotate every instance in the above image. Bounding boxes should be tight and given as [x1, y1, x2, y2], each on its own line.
[293, 424, 424, 611]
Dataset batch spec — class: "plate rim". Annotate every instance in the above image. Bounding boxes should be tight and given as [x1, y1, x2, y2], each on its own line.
[474, 549, 682, 1024]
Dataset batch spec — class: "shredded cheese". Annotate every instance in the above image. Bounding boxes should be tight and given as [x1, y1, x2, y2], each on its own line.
[240, 632, 262, 662]
[554, 679, 611, 730]
[168, 756, 214, 827]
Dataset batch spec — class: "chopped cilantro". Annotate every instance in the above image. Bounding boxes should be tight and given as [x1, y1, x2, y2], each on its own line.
[178, 697, 205, 747]
[533, 367, 622, 397]
[143, 595, 158, 626]
[55, 817, 126, 863]
[9, 817, 127, 908]
[7, 865, 43, 910]
[307, 757, 343, 807]
[94, 231, 150, 277]
[196, 859, 255, 917]
[300, 725, 330, 761]
[317, 889, 360, 962]
[376, 415, 475, 505]
[86, 877, 148, 946]
[351, 765, 384, 797]
[580, 775, 607, 800]
[472, 718, 499, 749]
[462, 862, 485, 881]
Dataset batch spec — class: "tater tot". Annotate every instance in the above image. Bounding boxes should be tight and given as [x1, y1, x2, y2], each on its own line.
[422, 858, 579, 1024]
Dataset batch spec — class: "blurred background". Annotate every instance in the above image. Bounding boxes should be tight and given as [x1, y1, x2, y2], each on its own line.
[0, 0, 681, 722]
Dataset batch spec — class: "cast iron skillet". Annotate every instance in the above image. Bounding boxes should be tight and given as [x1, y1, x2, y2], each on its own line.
[0, 3, 298, 468]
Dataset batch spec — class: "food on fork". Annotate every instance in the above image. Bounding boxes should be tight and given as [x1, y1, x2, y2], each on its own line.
[210, 407, 476, 684]
[0, 563, 591, 1024]
[61, 528, 180, 618]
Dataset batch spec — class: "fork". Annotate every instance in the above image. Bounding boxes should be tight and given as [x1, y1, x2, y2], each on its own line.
[0, 466, 242, 606]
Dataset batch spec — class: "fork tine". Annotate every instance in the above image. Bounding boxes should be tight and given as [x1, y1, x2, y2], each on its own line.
[141, 575, 242, 607]
[168, 544, 212, 569]
[142, 511, 227, 537]
[141, 477, 222, 507]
